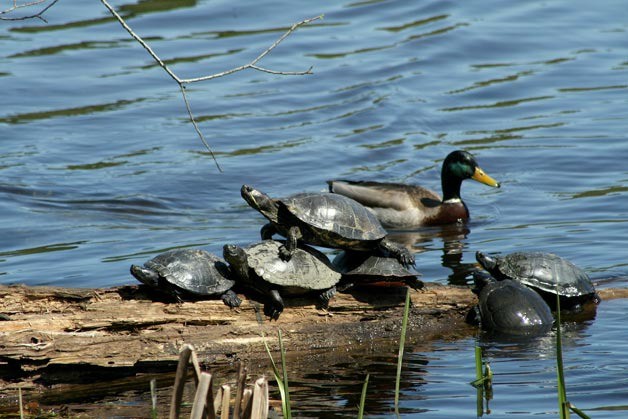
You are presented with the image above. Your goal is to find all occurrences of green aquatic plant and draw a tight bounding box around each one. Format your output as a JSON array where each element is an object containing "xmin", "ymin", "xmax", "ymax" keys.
[
  {"xmin": 358, "ymin": 373, "xmax": 370, "ymax": 419},
  {"xmin": 263, "ymin": 329, "xmax": 292, "ymax": 419},
  {"xmin": 394, "ymin": 288, "xmax": 411, "ymax": 414},
  {"xmin": 555, "ymin": 293, "xmax": 590, "ymax": 419},
  {"xmin": 470, "ymin": 345, "xmax": 493, "ymax": 416}
]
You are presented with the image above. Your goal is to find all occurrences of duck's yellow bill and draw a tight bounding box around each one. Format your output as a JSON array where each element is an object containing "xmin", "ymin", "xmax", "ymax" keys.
[{"xmin": 472, "ymin": 167, "xmax": 500, "ymax": 188}]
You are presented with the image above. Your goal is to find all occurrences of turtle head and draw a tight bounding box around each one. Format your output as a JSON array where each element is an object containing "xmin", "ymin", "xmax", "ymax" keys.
[
  {"xmin": 223, "ymin": 244, "xmax": 249, "ymax": 280},
  {"xmin": 130, "ymin": 264, "xmax": 160, "ymax": 287},
  {"xmin": 223, "ymin": 244, "xmax": 245, "ymax": 265},
  {"xmin": 241, "ymin": 185, "xmax": 279, "ymax": 221},
  {"xmin": 476, "ymin": 251, "xmax": 498, "ymax": 270},
  {"xmin": 471, "ymin": 270, "xmax": 494, "ymax": 295}
]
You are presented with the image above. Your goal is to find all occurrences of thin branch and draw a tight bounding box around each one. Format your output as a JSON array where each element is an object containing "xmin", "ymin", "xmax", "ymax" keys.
[
  {"xmin": 100, "ymin": 0, "xmax": 180, "ymax": 84},
  {"xmin": 180, "ymin": 85, "xmax": 222, "ymax": 172},
  {"xmin": 100, "ymin": 0, "xmax": 322, "ymax": 172},
  {"xmin": 0, "ymin": 0, "xmax": 58, "ymax": 22}
]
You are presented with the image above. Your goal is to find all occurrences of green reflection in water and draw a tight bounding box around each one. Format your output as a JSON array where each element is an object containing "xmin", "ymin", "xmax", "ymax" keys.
[
  {"xmin": 223, "ymin": 138, "xmax": 310, "ymax": 157},
  {"xmin": 558, "ymin": 85, "xmax": 628, "ymax": 93},
  {"xmin": 569, "ymin": 185, "xmax": 628, "ymax": 199},
  {"xmin": 441, "ymin": 95, "xmax": 554, "ymax": 112},
  {"xmin": 379, "ymin": 15, "xmax": 449, "ymax": 33},
  {"xmin": 0, "ymin": 98, "xmax": 145, "ymax": 124},
  {"xmin": 0, "ymin": 241, "xmax": 85, "ymax": 257},
  {"xmin": 9, "ymin": 40, "xmax": 127, "ymax": 58},
  {"xmin": 11, "ymin": 0, "xmax": 197, "ymax": 34},
  {"xmin": 361, "ymin": 138, "xmax": 405, "ymax": 149},
  {"xmin": 66, "ymin": 161, "xmax": 128, "ymax": 171},
  {"xmin": 448, "ymin": 71, "xmax": 535, "ymax": 95},
  {"xmin": 138, "ymin": 49, "xmax": 244, "ymax": 70}
]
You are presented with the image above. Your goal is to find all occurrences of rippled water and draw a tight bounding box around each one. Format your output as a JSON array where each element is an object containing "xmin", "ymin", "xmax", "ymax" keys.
[{"xmin": 1, "ymin": 0, "xmax": 627, "ymax": 416}]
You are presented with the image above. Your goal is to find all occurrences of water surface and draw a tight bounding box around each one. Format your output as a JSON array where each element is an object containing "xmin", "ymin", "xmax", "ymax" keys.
[{"xmin": 1, "ymin": 0, "xmax": 626, "ymax": 416}]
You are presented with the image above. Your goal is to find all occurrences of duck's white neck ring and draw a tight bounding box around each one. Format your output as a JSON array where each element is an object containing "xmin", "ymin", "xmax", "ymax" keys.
[{"xmin": 443, "ymin": 198, "xmax": 462, "ymax": 204}]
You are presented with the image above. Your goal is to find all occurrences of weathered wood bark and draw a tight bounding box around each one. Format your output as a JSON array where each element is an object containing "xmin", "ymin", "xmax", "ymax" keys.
[
  {"xmin": 0, "ymin": 283, "xmax": 473, "ymax": 385},
  {"xmin": 0, "ymin": 283, "xmax": 621, "ymax": 393}
]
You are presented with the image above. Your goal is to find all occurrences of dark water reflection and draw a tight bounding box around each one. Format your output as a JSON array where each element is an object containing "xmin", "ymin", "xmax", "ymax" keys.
[{"xmin": 1, "ymin": 0, "xmax": 627, "ymax": 416}]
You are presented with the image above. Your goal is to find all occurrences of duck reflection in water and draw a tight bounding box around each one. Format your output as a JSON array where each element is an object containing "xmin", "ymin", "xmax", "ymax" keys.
[{"xmin": 386, "ymin": 223, "xmax": 476, "ymax": 286}]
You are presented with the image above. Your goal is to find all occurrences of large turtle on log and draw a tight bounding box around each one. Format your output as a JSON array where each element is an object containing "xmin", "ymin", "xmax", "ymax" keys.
[
  {"xmin": 223, "ymin": 240, "xmax": 340, "ymax": 320},
  {"xmin": 131, "ymin": 248, "xmax": 241, "ymax": 307},
  {"xmin": 240, "ymin": 185, "xmax": 414, "ymax": 267}
]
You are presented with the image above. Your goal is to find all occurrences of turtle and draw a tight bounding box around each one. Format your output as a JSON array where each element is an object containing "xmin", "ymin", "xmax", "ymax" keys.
[
  {"xmin": 240, "ymin": 185, "xmax": 415, "ymax": 267},
  {"xmin": 475, "ymin": 251, "xmax": 600, "ymax": 311},
  {"xmin": 223, "ymin": 240, "xmax": 341, "ymax": 319},
  {"xmin": 130, "ymin": 248, "xmax": 241, "ymax": 307},
  {"xmin": 467, "ymin": 271, "xmax": 553, "ymax": 336},
  {"xmin": 332, "ymin": 250, "xmax": 424, "ymax": 291}
]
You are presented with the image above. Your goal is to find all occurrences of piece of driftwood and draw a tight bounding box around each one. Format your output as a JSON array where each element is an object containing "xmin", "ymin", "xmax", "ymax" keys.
[{"xmin": 0, "ymin": 283, "xmax": 622, "ymax": 392}]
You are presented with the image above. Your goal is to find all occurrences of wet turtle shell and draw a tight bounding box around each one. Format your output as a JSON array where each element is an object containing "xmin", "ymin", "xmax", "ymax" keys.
[
  {"xmin": 476, "ymin": 251, "xmax": 599, "ymax": 311},
  {"xmin": 130, "ymin": 249, "xmax": 241, "ymax": 307},
  {"xmin": 332, "ymin": 250, "xmax": 423, "ymax": 291},
  {"xmin": 469, "ymin": 271, "xmax": 553, "ymax": 336},
  {"xmin": 223, "ymin": 240, "xmax": 341, "ymax": 319},
  {"xmin": 282, "ymin": 193, "xmax": 387, "ymax": 244},
  {"xmin": 240, "ymin": 185, "xmax": 414, "ymax": 266}
]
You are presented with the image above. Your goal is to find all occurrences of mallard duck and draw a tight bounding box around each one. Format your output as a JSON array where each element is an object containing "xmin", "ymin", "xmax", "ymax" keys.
[{"xmin": 327, "ymin": 150, "xmax": 500, "ymax": 229}]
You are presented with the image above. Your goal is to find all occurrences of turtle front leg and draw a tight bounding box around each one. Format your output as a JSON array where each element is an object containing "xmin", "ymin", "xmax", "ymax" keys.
[
  {"xmin": 379, "ymin": 238, "xmax": 415, "ymax": 267},
  {"xmin": 221, "ymin": 290, "xmax": 242, "ymax": 308},
  {"xmin": 279, "ymin": 226, "xmax": 302, "ymax": 261},
  {"xmin": 260, "ymin": 223, "xmax": 277, "ymax": 240},
  {"xmin": 264, "ymin": 289, "xmax": 285, "ymax": 320},
  {"xmin": 405, "ymin": 277, "xmax": 424, "ymax": 291},
  {"xmin": 317, "ymin": 286, "xmax": 337, "ymax": 309}
]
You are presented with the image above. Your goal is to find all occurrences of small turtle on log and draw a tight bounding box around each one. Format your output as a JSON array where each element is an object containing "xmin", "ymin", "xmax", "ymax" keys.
[
  {"xmin": 332, "ymin": 250, "xmax": 423, "ymax": 291},
  {"xmin": 130, "ymin": 248, "xmax": 241, "ymax": 307}
]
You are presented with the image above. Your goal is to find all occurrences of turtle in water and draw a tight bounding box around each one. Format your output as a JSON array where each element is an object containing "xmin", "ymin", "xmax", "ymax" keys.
[
  {"xmin": 240, "ymin": 185, "xmax": 414, "ymax": 267},
  {"xmin": 476, "ymin": 251, "xmax": 600, "ymax": 311},
  {"xmin": 130, "ymin": 248, "xmax": 241, "ymax": 307},
  {"xmin": 332, "ymin": 250, "xmax": 423, "ymax": 291},
  {"xmin": 223, "ymin": 240, "xmax": 341, "ymax": 320},
  {"xmin": 467, "ymin": 271, "xmax": 553, "ymax": 336}
]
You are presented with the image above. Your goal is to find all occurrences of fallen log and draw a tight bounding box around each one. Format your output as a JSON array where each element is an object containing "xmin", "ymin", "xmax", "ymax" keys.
[
  {"xmin": 0, "ymin": 283, "xmax": 623, "ymax": 393},
  {"xmin": 0, "ymin": 283, "xmax": 472, "ymax": 384}
]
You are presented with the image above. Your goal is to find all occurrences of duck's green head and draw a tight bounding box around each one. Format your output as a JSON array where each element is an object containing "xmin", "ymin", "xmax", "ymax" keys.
[
  {"xmin": 441, "ymin": 150, "xmax": 500, "ymax": 201},
  {"xmin": 443, "ymin": 150, "xmax": 500, "ymax": 187}
]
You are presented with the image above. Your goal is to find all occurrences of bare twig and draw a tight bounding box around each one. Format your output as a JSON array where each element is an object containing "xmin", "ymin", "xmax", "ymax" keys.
[
  {"xmin": 100, "ymin": 0, "xmax": 321, "ymax": 172},
  {"xmin": 0, "ymin": 0, "xmax": 58, "ymax": 22}
]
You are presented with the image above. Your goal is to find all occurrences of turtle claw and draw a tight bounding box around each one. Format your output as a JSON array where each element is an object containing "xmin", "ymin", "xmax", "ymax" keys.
[
  {"xmin": 278, "ymin": 245, "xmax": 293, "ymax": 262},
  {"xmin": 264, "ymin": 303, "xmax": 282, "ymax": 320},
  {"xmin": 221, "ymin": 290, "xmax": 242, "ymax": 308}
]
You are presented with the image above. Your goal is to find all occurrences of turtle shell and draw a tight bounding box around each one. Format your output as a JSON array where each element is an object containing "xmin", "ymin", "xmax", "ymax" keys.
[
  {"xmin": 142, "ymin": 249, "xmax": 235, "ymax": 295},
  {"xmin": 280, "ymin": 193, "xmax": 387, "ymax": 244},
  {"xmin": 333, "ymin": 250, "xmax": 423, "ymax": 290},
  {"xmin": 481, "ymin": 251, "xmax": 596, "ymax": 298},
  {"xmin": 333, "ymin": 250, "xmax": 417, "ymax": 279},
  {"xmin": 242, "ymin": 240, "xmax": 340, "ymax": 291},
  {"xmin": 473, "ymin": 272, "xmax": 553, "ymax": 336}
]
